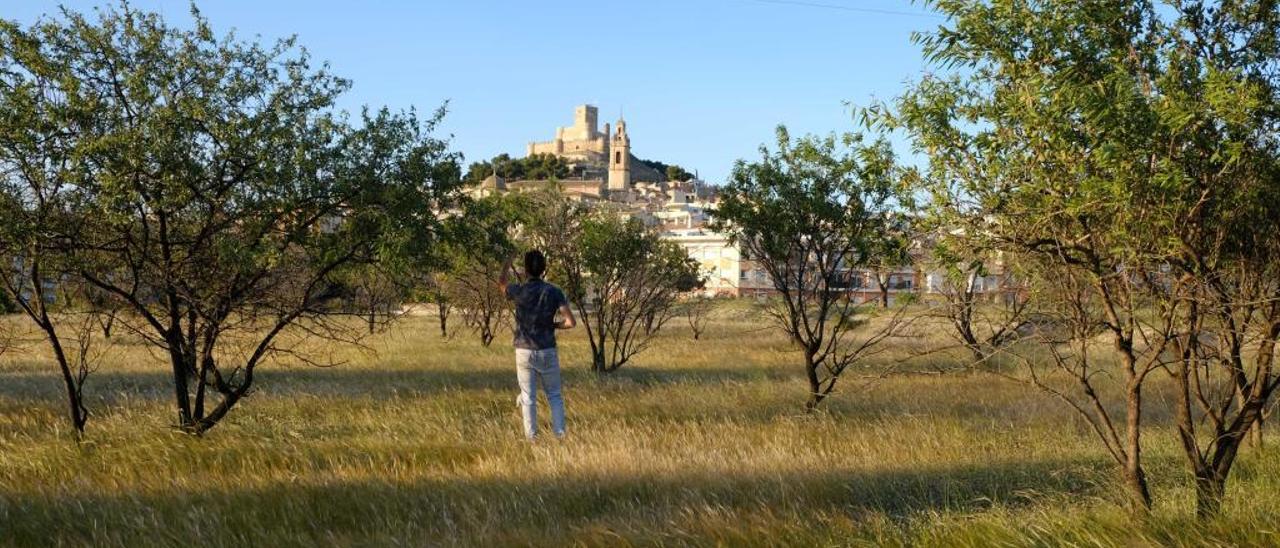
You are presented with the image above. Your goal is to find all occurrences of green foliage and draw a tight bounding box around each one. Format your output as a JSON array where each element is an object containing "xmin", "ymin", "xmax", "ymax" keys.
[
  {"xmin": 462, "ymin": 159, "xmax": 496, "ymax": 185},
  {"xmin": 636, "ymin": 158, "xmax": 695, "ymax": 182},
  {"xmin": 519, "ymin": 187, "xmax": 590, "ymax": 288},
  {"xmin": 441, "ymin": 193, "xmax": 531, "ymax": 264},
  {"xmin": 713, "ymin": 126, "xmax": 903, "ymax": 270},
  {"xmin": 577, "ymin": 214, "xmax": 702, "ymax": 302},
  {"xmin": 523, "ymin": 153, "xmax": 571, "ymax": 181},
  {"xmin": 435, "ymin": 194, "xmax": 531, "ymax": 346},
  {"xmin": 882, "ymin": 0, "xmax": 1280, "ymax": 271},
  {"xmin": 665, "ymin": 164, "xmax": 694, "ymax": 182},
  {"xmin": 463, "ymin": 153, "xmax": 568, "ymax": 185},
  {"xmin": 637, "ymin": 158, "xmax": 670, "ymax": 175},
  {"xmin": 0, "ymin": 3, "xmax": 461, "ymax": 433}
]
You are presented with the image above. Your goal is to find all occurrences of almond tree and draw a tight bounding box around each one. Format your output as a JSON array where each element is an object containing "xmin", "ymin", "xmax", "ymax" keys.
[
  {"xmin": 926, "ymin": 227, "xmax": 1031, "ymax": 367},
  {"xmin": 888, "ymin": 0, "xmax": 1280, "ymax": 514},
  {"xmin": 682, "ymin": 293, "xmax": 716, "ymax": 341},
  {"xmin": 1, "ymin": 4, "xmax": 460, "ymax": 434},
  {"xmin": 526, "ymin": 190, "xmax": 701, "ymax": 373},
  {"xmin": 437, "ymin": 194, "xmax": 526, "ymax": 347},
  {"xmin": 0, "ymin": 247, "xmax": 106, "ymax": 436},
  {"xmin": 427, "ymin": 274, "xmax": 453, "ymax": 339},
  {"xmin": 571, "ymin": 213, "xmax": 701, "ymax": 373},
  {"xmin": 0, "ymin": 39, "xmax": 109, "ymax": 434},
  {"xmin": 867, "ymin": 213, "xmax": 912, "ymax": 308},
  {"xmin": 712, "ymin": 126, "xmax": 910, "ymax": 410}
]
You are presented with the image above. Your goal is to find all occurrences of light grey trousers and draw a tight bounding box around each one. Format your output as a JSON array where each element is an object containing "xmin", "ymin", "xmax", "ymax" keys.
[{"xmin": 515, "ymin": 348, "xmax": 565, "ymax": 439}]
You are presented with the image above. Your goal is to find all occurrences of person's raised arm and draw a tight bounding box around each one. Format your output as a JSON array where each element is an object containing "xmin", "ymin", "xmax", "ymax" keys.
[
  {"xmin": 498, "ymin": 255, "xmax": 516, "ymax": 294},
  {"xmin": 555, "ymin": 302, "xmax": 576, "ymax": 330}
]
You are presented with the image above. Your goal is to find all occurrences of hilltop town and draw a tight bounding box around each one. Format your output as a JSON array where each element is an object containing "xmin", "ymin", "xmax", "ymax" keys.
[
  {"xmin": 465, "ymin": 104, "xmax": 1003, "ymax": 302},
  {"xmin": 464, "ymin": 104, "xmax": 757, "ymax": 295}
]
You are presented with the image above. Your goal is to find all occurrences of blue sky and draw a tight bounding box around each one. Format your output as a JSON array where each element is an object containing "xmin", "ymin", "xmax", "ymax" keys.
[{"xmin": 7, "ymin": 1, "xmax": 943, "ymax": 183}]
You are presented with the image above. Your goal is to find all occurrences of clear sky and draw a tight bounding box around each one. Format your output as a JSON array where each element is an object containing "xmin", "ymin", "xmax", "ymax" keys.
[{"xmin": 6, "ymin": 0, "xmax": 943, "ymax": 183}]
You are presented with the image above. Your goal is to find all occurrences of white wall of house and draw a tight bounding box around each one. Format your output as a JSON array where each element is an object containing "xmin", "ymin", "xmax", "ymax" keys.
[{"xmin": 662, "ymin": 229, "xmax": 742, "ymax": 297}]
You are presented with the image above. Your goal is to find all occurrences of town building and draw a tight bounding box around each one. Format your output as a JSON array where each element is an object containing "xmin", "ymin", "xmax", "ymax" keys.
[{"xmin": 662, "ymin": 229, "xmax": 741, "ymax": 297}]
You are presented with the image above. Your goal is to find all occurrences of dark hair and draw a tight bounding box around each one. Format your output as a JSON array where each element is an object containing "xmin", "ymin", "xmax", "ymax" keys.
[{"xmin": 524, "ymin": 249, "xmax": 547, "ymax": 279}]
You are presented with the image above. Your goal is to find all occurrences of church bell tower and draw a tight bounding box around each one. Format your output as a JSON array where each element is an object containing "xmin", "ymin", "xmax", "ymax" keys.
[{"xmin": 607, "ymin": 118, "xmax": 631, "ymax": 191}]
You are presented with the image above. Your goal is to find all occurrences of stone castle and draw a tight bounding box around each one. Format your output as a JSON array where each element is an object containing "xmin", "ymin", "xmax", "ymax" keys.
[
  {"xmin": 526, "ymin": 104, "xmax": 665, "ymax": 192},
  {"xmin": 526, "ymin": 105, "xmax": 610, "ymax": 175},
  {"xmin": 475, "ymin": 105, "xmax": 664, "ymax": 200}
]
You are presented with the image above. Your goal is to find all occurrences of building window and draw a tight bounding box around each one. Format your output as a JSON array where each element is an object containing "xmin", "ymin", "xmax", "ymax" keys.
[{"xmin": 615, "ymin": 151, "xmax": 621, "ymax": 164}]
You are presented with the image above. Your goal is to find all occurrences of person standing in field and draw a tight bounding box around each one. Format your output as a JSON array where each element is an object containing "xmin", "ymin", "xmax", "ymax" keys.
[{"xmin": 500, "ymin": 250, "xmax": 575, "ymax": 440}]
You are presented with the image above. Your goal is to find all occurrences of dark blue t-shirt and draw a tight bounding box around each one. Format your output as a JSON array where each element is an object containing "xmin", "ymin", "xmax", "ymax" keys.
[{"xmin": 506, "ymin": 279, "xmax": 568, "ymax": 350}]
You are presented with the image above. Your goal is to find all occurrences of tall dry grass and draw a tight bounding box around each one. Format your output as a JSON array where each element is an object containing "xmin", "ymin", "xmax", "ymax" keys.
[{"xmin": 0, "ymin": 306, "xmax": 1277, "ymax": 547}]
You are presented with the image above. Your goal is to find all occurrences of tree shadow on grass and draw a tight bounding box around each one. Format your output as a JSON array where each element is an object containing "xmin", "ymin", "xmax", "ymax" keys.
[{"xmin": 0, "ymin": 457, "xmax": 1114, "ymax": 547}]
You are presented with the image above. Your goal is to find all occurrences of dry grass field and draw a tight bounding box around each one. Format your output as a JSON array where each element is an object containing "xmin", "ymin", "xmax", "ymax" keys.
[{"xmin": 1, "ymin": 304, "xmax": 1278, "ymax": 546}]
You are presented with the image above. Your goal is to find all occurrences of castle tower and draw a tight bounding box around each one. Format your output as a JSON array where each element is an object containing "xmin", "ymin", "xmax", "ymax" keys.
[
  {"xmin": 607, "ymin": 118, "xmax": 631, "ymax": 191},
  {"xmin": 573, "ymin": 105, "xmax": 599, "ymax": 140}
]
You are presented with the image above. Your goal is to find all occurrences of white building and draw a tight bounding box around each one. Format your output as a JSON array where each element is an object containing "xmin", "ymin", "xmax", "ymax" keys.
[{"xmin": 662, "ymin": 228, "xmax": 741, "ymax": 297}]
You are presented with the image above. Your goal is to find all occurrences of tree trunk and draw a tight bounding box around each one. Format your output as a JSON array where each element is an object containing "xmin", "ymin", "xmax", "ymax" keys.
[
  {"xmin": 46, "ymin": 327, "xmax": 88, "ymax": 434},
  {"xmin": 590, "ymin": 334, "xmax": 610, "ymax": 374},
  {"xmin": 876, "ymin": 272, "xmax": 890, "ymax": 308},
  {"xmin": 16, "ymin": 263, "xmax": 90, "ymax": 435},
  {"xmin": 1124, "ymin": 375, "xmax": 1152, "ymax": 511},
  {"xmin": 194, "ymin": 362, "xmax": 208, "ymax": 423},
  {"xmin": 1123, "ymin": 466, "xmax": 1152, "ymax": 512},
  {"xmin": 167, "ymin": 340, "xmax": 194, "ymax": 428},
  {"xmin": 966, "ymin": 343, "xmax": 988, "ymax": 367},
  {"xmin": 438, "ymin": 305, "xmax": 449, "ymax": 338},
  {"xmin": 1194, "ymin": 470, "xmax": 1226, "ymax": 519},
  {"xmin": 1251, "ymin": 413, "xmax": 1264, "ymax": 448},
  {"xmin": 99, "ymin": 311, "xmax": 115, "ymax": 339},
  {"xmin": 803, "ymin": 350, "xmax": 823, "ymax": 411},
  {"xmin": 584, "ymin": 299, "xmax": 609, "ymax": 374}
]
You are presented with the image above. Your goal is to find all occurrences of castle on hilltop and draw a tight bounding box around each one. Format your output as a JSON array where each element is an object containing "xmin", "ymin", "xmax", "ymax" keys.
[
  {"xmin": 526, "ymin": 104, "xmax": 664, "ymax": 191},
  {"xmin": 474, "ymin": 104, "xmax": 665, "ymax": 200}
]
